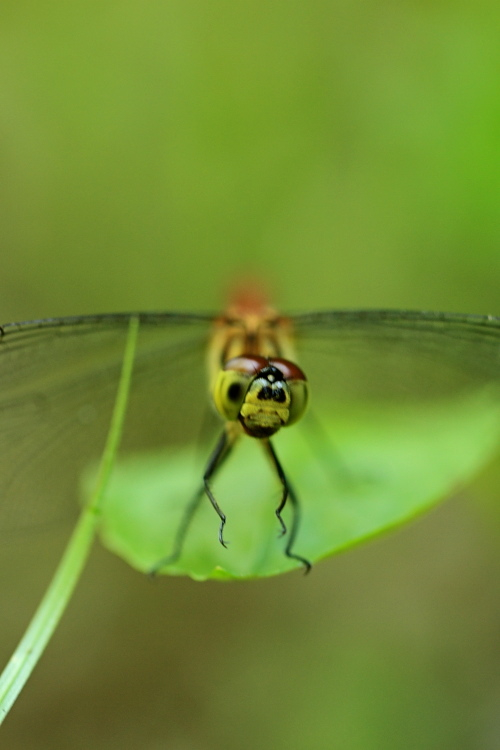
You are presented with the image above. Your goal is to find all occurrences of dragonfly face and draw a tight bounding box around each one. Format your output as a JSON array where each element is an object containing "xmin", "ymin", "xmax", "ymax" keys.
[{"xmin": 213, "ymin": 355, "xmax": 308, "ymax": 438}]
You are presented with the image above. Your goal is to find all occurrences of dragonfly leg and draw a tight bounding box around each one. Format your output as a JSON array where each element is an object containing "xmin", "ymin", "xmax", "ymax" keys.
[
  {"xmin": 283, "ymin": 482, "xmax": 312, "ymax": 574},
  {"xmin": 203, "ymin": 428, "xmax": 234, "ymax": 548},
  {"xmin": 264, "ymin": 439, "xmax": 289, "ymax": 536},
  {"xmin": 149, "ymin": 428, "xmax": 234, "ymax": 575},
  {"xmin": 149, "ymin": 484, "xmax": 206, "ymax": 575},
  {"xmin": 264, "ymin": 439, "xmax": 312, "ymax": 574}
]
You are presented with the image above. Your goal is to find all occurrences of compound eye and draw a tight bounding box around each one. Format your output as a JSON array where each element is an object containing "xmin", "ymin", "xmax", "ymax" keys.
[
  {"xmin": 286, "ymin": 379, "xmax": 309, "ymax": 425},
  {"xmin": 213, "ymin": 369, "xmax": 252, "ymax": 421}
]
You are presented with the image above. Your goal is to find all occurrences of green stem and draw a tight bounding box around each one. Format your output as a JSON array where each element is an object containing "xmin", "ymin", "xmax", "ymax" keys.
[{"xmin": 0, "ymin": 315, "xmax": 140, "ymax": 724}]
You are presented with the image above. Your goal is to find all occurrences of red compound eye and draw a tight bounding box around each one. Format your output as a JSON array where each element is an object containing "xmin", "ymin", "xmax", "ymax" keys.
[
  {"xmin": 224, "ymin": 355, "xmax": 306, "ymax": 383},
  {"xmin": 268, "ymin": 358, "xmax": 306, "ymax": 382},
  {"xmin": 223, "ymin": 355, "xmax": 269, "ymax": 375}
]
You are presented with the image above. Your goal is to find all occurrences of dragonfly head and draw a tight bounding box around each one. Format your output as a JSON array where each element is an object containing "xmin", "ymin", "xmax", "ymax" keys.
[{"xmin": 213, "ymin": 355, "xmax": 308, "ymax": 438}]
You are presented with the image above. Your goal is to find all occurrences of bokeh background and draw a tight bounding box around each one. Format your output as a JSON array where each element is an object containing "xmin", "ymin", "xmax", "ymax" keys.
[{"xmin": 1, "ymin": 1, "xmax": 500, "ymax": 748}]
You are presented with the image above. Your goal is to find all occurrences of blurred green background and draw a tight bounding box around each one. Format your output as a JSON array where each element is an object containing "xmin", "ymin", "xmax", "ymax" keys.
[{"xmin": 1, "ymin": 1, "xmax": 500, "ymax": 748}]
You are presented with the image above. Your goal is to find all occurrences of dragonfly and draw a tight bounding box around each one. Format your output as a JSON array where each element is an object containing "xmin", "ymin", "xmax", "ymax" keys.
[{"xmin": 1, "ymin": 287, "xmax": 500, "ymax": 574}]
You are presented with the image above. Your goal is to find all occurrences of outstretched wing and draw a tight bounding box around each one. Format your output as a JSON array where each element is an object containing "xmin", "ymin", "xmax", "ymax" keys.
[
  {"xmin": 0, "ymin": 312, "xmax": 216, "ymax": 530},
  {"xmin": 292, "ymin": 309, "xmax": 500, "ymax": 401}
]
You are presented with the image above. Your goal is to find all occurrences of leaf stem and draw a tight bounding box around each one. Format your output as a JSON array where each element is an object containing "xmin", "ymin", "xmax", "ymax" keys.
[{"xmin": 0, "ymin": 315, "xmax": 139, "ymax": 724}]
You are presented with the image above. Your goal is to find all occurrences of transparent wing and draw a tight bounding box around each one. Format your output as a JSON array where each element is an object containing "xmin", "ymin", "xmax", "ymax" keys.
[
  {"xmin": 292, "ymin": 310, "xmax": 500, "ymax": 401},
  {"xmin": 4, "ymin": 306, "xmax": 500, "ymax": 558},
  {"xmin": 265, "ymin": 309, "xmax": 500, "ymax": 574},
  {"xmin": 92, "ymin": 309, "xmax": 500, "ymax": 579},
  {"xmin": 0, "ymin": 312, "xmax": 217, "ymax": 530}
]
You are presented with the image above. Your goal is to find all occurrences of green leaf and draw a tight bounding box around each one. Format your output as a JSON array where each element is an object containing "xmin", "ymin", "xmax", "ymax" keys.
[{"xmin": 94, "ymin": 390, "xmax": 500, "ymax": 580}]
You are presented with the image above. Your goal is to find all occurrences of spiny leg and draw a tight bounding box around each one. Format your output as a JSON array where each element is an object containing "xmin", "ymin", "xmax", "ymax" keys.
[
  {"xmin": 149, "ymin": 428, "xmax": 234, "ymax": 575},
  {"xmin": 149, "ymin": 484, "xmax": 206, "ymax": 575},
  {"xmin": 203, "ymin": 428, "xmax": 234, "ymax": 548},
  {"xmin": 264, "ymin": 439, "xmax": 312, "ymax": 574},
  {"xmin": 263, "ymin": 439, "xmax": 289, "ymax": 537},
  {"xmin": 282, "ymin": 479, "xmax": 312, "ymax": 574}
]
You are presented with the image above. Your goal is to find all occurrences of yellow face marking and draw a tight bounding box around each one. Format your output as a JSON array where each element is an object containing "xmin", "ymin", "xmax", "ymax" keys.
[{"xmin": 213, "ymin": 356, "xmax": 308, "ymax": 439}]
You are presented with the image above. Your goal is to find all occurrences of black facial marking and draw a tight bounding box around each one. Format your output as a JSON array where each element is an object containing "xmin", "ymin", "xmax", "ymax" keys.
[
  {"xmin": 257, "ymin": 382, "xmax": 287, "ymax": 403},
  {"xmin": 257, "ymin": 385, "xmax": 273, "ymax": 401},
  {"xmin": 274, "ymin": 385, "xmax": 286, "ymax": 403}
]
